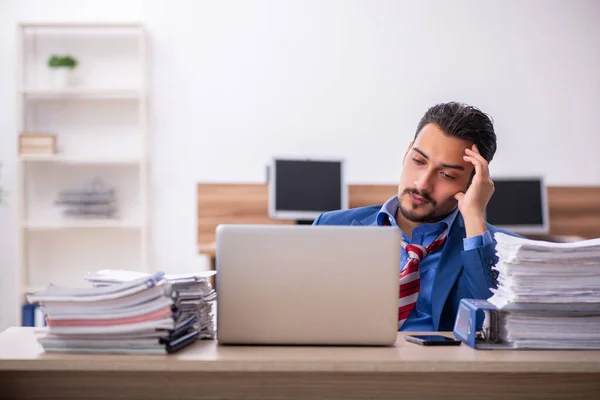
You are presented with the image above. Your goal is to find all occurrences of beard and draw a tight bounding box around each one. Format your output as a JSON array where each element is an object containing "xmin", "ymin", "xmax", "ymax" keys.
[{"xmin": 398, "ymin": 188, "xmax": 440, "ymax": 223}]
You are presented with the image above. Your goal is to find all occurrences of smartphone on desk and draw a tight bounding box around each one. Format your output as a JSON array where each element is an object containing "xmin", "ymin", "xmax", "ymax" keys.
[{"xmin": 405, "ymin": 335, "xmax": 462, "ymax": 346}]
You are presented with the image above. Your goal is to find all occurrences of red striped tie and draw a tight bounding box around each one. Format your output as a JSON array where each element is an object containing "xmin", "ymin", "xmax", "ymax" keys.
[{"xmin": 397, "ymin": 228, "xmax": 448, "ymax": 329}]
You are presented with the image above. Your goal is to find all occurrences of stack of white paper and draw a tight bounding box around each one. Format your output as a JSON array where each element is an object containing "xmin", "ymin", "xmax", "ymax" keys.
[
  {"xmin": 86, "ymin": 269, "xmax": 216, "ymax": 339},
  {"xmin": 27, "ymin": 272, "xmax": 203, "ymax": 354},
  {"xmin": 487, "ymin": 233, "xmax": 600, "ymax": 349},
  {"xmin": 496, "ymin": 310, "xmax": 600, "ymax": 349}
]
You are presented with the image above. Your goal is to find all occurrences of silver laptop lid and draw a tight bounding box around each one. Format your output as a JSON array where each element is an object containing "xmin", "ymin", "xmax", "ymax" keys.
[{"xmin": 216, "ymin": 224, "xmax": 401, "ymax": 346}]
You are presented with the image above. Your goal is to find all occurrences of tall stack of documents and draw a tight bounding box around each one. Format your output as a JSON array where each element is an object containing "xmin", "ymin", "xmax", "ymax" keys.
[
  {"xmin": 487, "ymin": 233, "xmax": 600, "ymax": 349},
  {"xmin": 85, "ymin": 269, "xmax": 216, "ymax": 339},
  {"xmin": 27, "ymin": 271, "xmax": 212, "ymax": 354}
]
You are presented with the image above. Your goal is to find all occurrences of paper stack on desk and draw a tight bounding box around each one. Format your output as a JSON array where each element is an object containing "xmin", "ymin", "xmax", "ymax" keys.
[
  {"xmin": 27, "ymin": 271, "xmax": 214, "ymax": 355},
  {"xmin": 85, "ymin": 269, "xmax": 216, "ymax": 340},
  {"xmin": 487, "ymin": 233, "xmax": 600, "ymax": 349}
]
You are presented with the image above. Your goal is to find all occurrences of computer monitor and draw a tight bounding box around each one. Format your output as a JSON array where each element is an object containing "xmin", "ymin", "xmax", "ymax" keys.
[
  {"xmin": 485, "ymin": 177, "xmax": 549, "ymax": 235},
  {"xmin": 268, "ymin": 158, "xmax": 348, "ymax": 222}
]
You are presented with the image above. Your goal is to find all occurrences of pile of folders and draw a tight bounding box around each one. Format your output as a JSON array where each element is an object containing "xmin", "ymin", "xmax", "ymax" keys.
[
  {"xmin": 27, "ymin": 270, "xmax": 216, "ymax": 354},
  {"xmin": 488, "ymin": 233, "xmax": 600, "ymax": 349}
]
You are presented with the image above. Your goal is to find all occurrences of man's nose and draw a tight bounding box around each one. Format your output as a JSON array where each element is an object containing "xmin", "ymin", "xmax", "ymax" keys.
[{"xmin": 415, "ymin": 170, "xmax": 434, "ymax": 193}]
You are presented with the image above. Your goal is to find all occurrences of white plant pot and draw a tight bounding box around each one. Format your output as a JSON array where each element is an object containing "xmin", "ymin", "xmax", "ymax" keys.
[{"xmin": 50, "ymin": 68, "xmax": 74, "ymax": 88}]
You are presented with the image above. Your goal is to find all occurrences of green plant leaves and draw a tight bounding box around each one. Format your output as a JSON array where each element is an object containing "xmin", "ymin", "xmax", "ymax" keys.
[{"xmin": 47, "ymin": 54, "xmax": 78, "ymax": 69}]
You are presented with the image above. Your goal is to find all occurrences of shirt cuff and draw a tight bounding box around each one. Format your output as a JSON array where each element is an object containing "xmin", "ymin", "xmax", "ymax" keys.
[{"xmin": 463, "ymin": 230, "xmax": 493, "ymax": 251}]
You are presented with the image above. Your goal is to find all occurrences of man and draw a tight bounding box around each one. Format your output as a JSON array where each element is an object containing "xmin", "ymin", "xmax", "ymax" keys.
[{"xmin": 313, "ymin": 102, "xmax": 517, "ymax": 332}]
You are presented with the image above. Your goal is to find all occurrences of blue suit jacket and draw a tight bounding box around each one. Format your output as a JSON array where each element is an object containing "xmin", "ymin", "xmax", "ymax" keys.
[{"xmin": 313, "ymin": 205, "xmax": 516, "ymax": 331}]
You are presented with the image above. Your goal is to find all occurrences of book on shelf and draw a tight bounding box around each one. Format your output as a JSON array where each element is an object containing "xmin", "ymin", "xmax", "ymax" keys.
[{"xmin": 19, "ymin": 133, "xmax": 57, "ymax": 155}]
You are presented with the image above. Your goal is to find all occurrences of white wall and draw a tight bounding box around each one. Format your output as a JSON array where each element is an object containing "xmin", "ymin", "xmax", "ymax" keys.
[{"xmin": 1, "ymin": 0, "xmax": 599, "ymax": 329}]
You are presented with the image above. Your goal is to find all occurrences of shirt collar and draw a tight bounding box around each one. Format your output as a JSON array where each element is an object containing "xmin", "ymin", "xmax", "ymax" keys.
[
  {"xmin": 377, "ymin": 196, "xmax": 400, "ymax": 226},
  {"xmin": 377, "ymin": 195, "xmax": 459, "ymax": 232}
]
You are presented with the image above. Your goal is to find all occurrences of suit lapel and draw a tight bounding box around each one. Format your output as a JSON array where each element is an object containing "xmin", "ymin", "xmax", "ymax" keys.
[{"xmin": 431, "ymin": 214, "xmax": 465, "ymax": 330}]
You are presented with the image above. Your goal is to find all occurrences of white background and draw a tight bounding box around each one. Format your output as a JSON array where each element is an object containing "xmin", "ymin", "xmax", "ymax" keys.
[{"xmin": 1, "ymin": 0, "xmax": 599, "ymax": 329}]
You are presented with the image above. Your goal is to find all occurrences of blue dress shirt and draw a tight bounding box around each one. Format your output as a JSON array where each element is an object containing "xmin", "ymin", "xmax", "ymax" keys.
[{"xmin": 376, "ymin": 196, "xmax": 492, "ymax": 331}]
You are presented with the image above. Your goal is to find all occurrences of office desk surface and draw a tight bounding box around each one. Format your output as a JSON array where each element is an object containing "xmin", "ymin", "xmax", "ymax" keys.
[
  {"xmin": 1, "ymin": 327, "xmax": 600, "ymax": 373},
  {"xmin": 1, "ymin": 327, "xmax": 600, "ymax": 400}
]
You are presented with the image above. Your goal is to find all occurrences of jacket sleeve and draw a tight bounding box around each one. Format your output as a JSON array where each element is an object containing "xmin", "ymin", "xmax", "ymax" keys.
[{"xmin": 459, "ymin": 232, "xmax": 499, "ymax": 300}]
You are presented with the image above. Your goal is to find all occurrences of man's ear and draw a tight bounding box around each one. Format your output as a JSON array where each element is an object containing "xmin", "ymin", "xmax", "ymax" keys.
[{"xmin": 402, "ymin": 141, "xmax": 414, "ymax": 163}]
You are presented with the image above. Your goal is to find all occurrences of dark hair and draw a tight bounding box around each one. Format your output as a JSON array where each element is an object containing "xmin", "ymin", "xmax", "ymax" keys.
[{"xmin": 414, "ymin": 102, "xmax": 497, "ymax": 164}]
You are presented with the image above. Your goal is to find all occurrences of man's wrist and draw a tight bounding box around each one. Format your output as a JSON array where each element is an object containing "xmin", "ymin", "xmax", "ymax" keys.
[{"xmin": 463, "ymin": 213, "xmax": 487, "ymax": 238}]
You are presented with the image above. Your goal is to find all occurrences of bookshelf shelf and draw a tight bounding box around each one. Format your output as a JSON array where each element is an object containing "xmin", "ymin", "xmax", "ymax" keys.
[
  {"xmin": 24, "ymin": 286, "xmax": 46, "ymax": 295},
  {"xmin": 22, "ymin": 219, "xmax": 144, "ymax": 230},
  {"xmin": 20, "ymin": 88, "xmax": 143, "ymax": 100},
  {"xmin": 19, "ymin": 154, "xmax": 141, "ymax": 164},
  {"xmin": 20, "ymin": 22, "xmax": 144, "ymax": 29}
]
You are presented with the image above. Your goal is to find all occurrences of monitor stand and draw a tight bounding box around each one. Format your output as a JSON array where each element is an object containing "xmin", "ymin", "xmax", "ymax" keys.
[{"xmin": 295, "ymin": 219, "xmax": 314, "ymax": 225}]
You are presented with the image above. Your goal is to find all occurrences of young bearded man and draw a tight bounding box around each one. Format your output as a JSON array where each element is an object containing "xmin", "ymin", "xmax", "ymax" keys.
[{"xmin": 312, "ymin": 102, "xmax": 517, "ymax": 331}]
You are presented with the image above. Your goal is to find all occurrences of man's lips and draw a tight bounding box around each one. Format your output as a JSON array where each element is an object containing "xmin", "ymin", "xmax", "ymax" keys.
[{"xmin": 409, "ymin": 193, "xmax": 430, "ymax": 205}]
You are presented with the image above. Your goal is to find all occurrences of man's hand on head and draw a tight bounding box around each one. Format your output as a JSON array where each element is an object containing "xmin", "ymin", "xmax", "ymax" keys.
[{"xmin": 453, "ymin": 144, "xmax": 495, "ymax": 238}]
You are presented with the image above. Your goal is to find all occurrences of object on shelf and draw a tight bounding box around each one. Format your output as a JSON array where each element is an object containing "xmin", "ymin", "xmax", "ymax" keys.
[
  {"xmin": 19, "ymin": 133, "xmax": 57, "ymax": 155},
  {"xmin": 55, "ymin": 178, "xmax": 118, "ymax": 218},
  {"xmin": 21, "ymin": 303, "xmax": 46, "ymax": 327},
  {"xmin": 47, "ymin": 54, "xmax": 78, "ymax": 87}
]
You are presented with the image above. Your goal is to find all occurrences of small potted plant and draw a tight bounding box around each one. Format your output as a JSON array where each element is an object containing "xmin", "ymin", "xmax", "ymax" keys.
[{"xmin": 47, "ymin": 54, "xmax": 78, "ymax": 87}]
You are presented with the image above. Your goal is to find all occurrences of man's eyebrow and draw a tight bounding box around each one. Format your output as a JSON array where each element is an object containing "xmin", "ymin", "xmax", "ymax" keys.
[
  {"xmin": 412, "ymin": 147, "xmax": 465, "ymax": 171},
  {"xmin": 412, "ymin": 147, "xmax": 429, "ymax": 160}
]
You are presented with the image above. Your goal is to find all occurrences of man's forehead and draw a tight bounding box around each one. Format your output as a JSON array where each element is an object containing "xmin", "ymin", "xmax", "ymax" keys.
[{"xmin": 411, "ymin": 146, "xmax": 467, "ymax": 171}]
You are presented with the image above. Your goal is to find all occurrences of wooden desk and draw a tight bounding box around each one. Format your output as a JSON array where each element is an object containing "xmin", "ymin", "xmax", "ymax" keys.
[{"xmin": 1, "ymin": 328, "xmax": 599, "ymax": 399}]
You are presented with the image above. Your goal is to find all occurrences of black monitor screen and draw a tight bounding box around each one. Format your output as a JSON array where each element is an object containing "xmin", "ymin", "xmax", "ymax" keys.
[
  {"xmin": 485, "ymin": 179, "xmax": 544, "ymax": 226},
  {"xmin": 274, "ymin": 159, "xmax": 343, "ymax": 212}
]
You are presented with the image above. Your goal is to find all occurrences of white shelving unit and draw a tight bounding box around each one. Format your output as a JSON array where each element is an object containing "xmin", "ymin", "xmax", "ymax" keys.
[{"xmin": 15, "ymin": 22, "xmax": 149, "ymax": 320}]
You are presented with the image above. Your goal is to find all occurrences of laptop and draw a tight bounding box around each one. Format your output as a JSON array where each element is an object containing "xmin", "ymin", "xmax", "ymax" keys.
[{"xmin": 215, "ymin": 224, "xmax": 401, "ymax": 346}]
